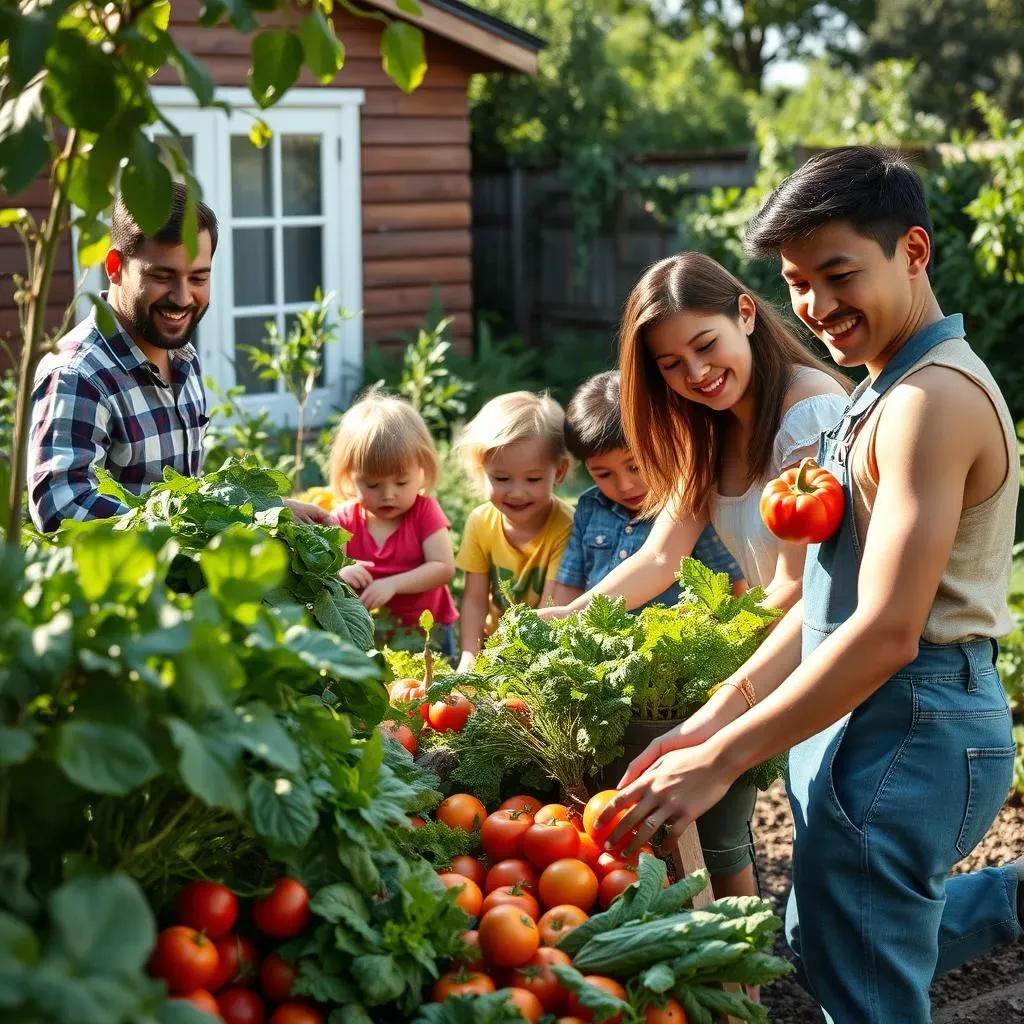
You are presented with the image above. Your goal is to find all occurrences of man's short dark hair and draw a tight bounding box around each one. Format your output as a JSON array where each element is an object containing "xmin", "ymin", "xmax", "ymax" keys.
[
  {"xmin": 110, "ymin": 181, "xmax": 219, "ymax": 259},
  {"xmin": 565, "ymin": 370, "xmax": 628, "ymax": 461},
  {"xmin": 744, "ymin": 146, "xmax": 933, "ymax": 270}
]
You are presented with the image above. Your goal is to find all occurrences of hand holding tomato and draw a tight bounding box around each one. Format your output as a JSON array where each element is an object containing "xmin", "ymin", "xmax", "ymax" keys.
[{"xmin": 760, "ymin": 457, "xmax": 844, "ymax": 543}]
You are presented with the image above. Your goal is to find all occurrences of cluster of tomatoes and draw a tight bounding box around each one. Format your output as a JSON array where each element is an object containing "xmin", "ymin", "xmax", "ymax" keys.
[
  {"xmin": 421, "ymin": 790, "xmax": 680, "ymax": 1024},
  {"xmin": 378, "ymin": 677, "xmax": 476, "ymax": 755},
  {"xmin": 147, "ymin": 877, "xmax": 320, "ymax": 1024}
]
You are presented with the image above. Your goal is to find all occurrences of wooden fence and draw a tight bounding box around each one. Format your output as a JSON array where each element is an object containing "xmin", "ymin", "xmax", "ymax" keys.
[{"xmin": 471, "ymin": 148, "xmax": 756, "ymax": 349}]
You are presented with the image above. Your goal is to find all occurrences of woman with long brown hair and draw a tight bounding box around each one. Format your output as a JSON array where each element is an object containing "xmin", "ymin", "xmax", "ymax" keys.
[{"xmin": 543, "ymin": 251, "xmax": 849, "ymax": 902}]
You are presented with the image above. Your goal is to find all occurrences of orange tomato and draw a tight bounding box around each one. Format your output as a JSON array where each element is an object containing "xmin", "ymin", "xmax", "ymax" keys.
[
  {"xmin": 481, "ymin": 884, "xmax": 540, "ymax": 921},
  {"xmin": 644, "ymin": 997, "xmax": 688, "ymax": 1023},
  {"xmin": 504, "ymin": 987, "xmax": 544, "ymax": 1023},
  {"xmin": 409, "ymin": 815, "xmax": 426, "ymax": 828},
  {"xmin": 598, "ymin": 867, "xmax": 638, "ymax": 910},
  {"xmin": 431, "ymin": 970, "xmax": 496, "ymax": 1000},
  {"xmin": 485, "ymin": 859, "xmax": 538, "ymax": 894},
  {"xmin": 478, "ymin": 904, "xmax": 541, "ymax": 967},
  {"xmin": 567, "ymin": 976, "xmax": 627, "ymax": 1023},
  {"xmin": 538, "ymin": 859, "xmax": 599, "ymax": 912},
  {"xmin": 449, "ymin": 855, "xmax": 487, "ymax": 889},
  {"xmin": 438, "ymin": 873, "xmax": 483, "ymax": 918},
  {"xmin": 499, "ymin": 795, "xmax": 543, "ymax": 816},
  {"xmin": 576, "ymin": 832, "xmax": 601, "ymax": 871},
  {"xmin": 436, "ymin": 793, "xmax": 487, "ymax": 833},
  {"xmin": 556, "ymin": 1019, "xmax": 588, "ymax": 1024},
  {"xmin": 507, "ymin": 947, "xmax": 571, "ymax": 1014},
  {"xmin": 522, "ymin": 820, "xmax": 581, "ymax": 871},
  {"xmin": 379, "ymin": 720, "xmax": 416, "ymax": 755},
  {"xmin": 582, "ymin": 790, "xmax": 632, "ymax": 853},
  {"xmin": 537, "ymin": 905, "xmax": 589, "ymax": 947},
  {"xmin": 534, "ymin": 803, "xmax": 570, "ymax": 825}
]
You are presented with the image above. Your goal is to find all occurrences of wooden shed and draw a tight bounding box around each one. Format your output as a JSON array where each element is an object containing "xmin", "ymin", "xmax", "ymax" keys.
[{"xmin": 0, "ymin": 0, "xmax": 542, "ymax": 426}]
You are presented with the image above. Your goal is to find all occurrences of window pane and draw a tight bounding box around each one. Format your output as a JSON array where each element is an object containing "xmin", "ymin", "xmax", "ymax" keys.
[
  {"xmin": 231, "ymin": 135, "xmax": 272, "ymax": 217},
  {"xmin": 233, "ymin": 227, "xmax": 275, "ymax": 307},
  {"xmin": 283, "ymin": 226, "xmax": 323, "ymax": 303},
  {"xmin": 233, "ymin": 315, "xmax": 277, "ymax": 394},
  {"xmin": 281, "ymin": 136, "xmax": 322, "ymax": 215}
]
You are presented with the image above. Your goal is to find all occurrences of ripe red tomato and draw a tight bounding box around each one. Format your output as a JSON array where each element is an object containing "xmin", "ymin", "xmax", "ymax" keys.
[
  {"xmin": 500, "ymin": 698, "xmax": 532, "ymax": 727},
  {"xmin": 172, "ymin": 989, "xmax": 221, "ymax": 1016},
  {"xmin": 533, "ymin": 803, "xmax": 571, "ymax": 825},
  {"xmin": 598, "ymin": 868, "xmax": 638, "ymax": 909},
  {"xmin": 480, "ymin": 884, "xmax": 540, "ymax": 920},
  {"xmin": 150, "ymin": 926, "xmax": 219, "ymax": 993},
  {"xmin": 508, "ymin": 947, "xmax": 572, "ymax": 1014},
  {"xmin": 449, "ymin": 855, "xmax": 487, "ymax": 889},
  {"xmin": 379, "ymin": 719, "xmax": 416, "ymax": 754},
  {"xmin": 268, "ymin": 1005, "xmax": 323, "ymax": 1024},
  {"xmin": 556, "ymin": 1018, "xmax": 588, "ymax": 1024},
  {"xmin": 217, "ymin": 986, "xmax": 266, "ymax": 1024},
  {"xmin": 504, "ymin": 987, "xmax": 544, "ymax": 1023},
  {"xmin": 567, "ymin": 976, "xmax": 627, "ymax": 1022},
  {"xmin": 259, "ymin": 953, "xmax": 297, "ymax": 1004},
  {"xmin": 485, "ymin": 859, "xmax": 538, "ymax": 894},
  {"xmin": 582, "ymin": 790, "xmax": 632, "ymax": 853},
  {"xmin": 499, "ymin": 795, "xmax": 543, "ymax": 816},
  {"xmin": 478, "ymin": 904, "xmax": 540, "ymax": 967},
  {"xmin": 455, "ymin": 929, "xmax": 484, "ymax": 971},
  {"xmin": 209, "ymin": 934, "xmax": 259, "ymax": 992},
  {"xmin": 438, "ymin": 872, "xmax": 483, "ymax": 918},
  {"xmin": 538, "ymin": 859, "xmax": 599, "ymax": 912},
  {"xmin": 595, "ymin": 844, "xmax": 655, "ymax": 877},
  {"xmin": 388, "ymin": 679, "xmax": 429, "ymax": 720},
  {"xmin": 436, "ymin": 793, "xmax": 487, "ymax": 833},
  {"xmin": 522, "ymin": 820, "xmax": 581, "ymax": 870},
  {"xmin": 575, "ymin": 832, "xmax": 601, "ymax": 871},
  {"xmin": 409, "ymin": 815, "xmax": 426, "ymax": 828},
  {"xmin": 175, "ymin": 881, "xmax": 239, "ymax": 939},
  {"xmin": 252, "ymin": 879, "xmax": 310, "ymax": 940},
  {"xmin": 537, "ymin": 905, "xmax": 589, "ymax": 947},
  {"xmin": 480, "ymin": 809, "xmax": 535, "ymax": 861},
  {"xmin": 644, "ymin": 997, "xmax": 688, "ymax": 1023},
  {"xmin": 431, "ymin": 970, "xmax": 496, "ymax": 1000},
  {"xmin": 427, "ymin": 691, "xmax": 474, "ymax": 733}
]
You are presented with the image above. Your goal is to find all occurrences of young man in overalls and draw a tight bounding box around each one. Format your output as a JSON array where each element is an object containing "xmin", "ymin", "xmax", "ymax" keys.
[{"xmin": 596, "ymin": 146, "xmax": 1023, "ymax": 1022}]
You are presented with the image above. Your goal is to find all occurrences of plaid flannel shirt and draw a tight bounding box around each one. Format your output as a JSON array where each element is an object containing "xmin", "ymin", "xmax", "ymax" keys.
[
  {"xmin": 28, "ymin": 304, "xmax": 206, "ymax": 533},
  {"xmin": 555, "ymin": 486, "xmax": 744, "ymax": 606}
]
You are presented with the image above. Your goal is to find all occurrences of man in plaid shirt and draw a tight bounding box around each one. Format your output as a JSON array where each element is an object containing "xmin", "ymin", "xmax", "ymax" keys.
[{"xmin": 28, "ymin": 184, "xmax": 327, "ymax": 532}]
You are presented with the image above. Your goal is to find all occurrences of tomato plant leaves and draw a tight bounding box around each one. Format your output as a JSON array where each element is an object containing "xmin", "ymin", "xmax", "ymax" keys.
[
  {"xmin": 167, "ymin": 717, "xmax": 246, "ymax": 813},
  {"xmin": 248, "ymin": 774, "xmax": 318, "ymax": 847},
  {"xmin": 56, "ymin": 721, "xmax": 160, "ymax": 796}
]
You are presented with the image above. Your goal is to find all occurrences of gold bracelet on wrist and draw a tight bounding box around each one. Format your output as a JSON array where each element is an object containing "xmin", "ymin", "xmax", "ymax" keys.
[{"xmin": 710, "ymin": 676, "xmax": 756, "ymax": 711}]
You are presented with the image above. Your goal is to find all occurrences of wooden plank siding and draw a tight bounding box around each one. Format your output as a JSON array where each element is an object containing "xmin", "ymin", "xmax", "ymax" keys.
[{"xmin": 0, "ymin": 0, "xmax": 488, "ymax": 368}]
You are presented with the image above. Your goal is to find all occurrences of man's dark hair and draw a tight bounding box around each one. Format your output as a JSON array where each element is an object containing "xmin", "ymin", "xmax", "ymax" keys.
[
  {"xmin": 744, "ymin": 146, "xmax": 933, "ymax": 270},
  {"xmin": 564, "ymin": 370, "xmax": 628, "ymax": 461},
  {"xmin": 110, "ymin": 181, "xmax": 219, "ymax": 259}
]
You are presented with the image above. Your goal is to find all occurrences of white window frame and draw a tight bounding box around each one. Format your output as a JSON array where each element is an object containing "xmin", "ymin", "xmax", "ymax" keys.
[{"xmin": 76, "ymin": 86, "xmax": 365, "ymax": 427}]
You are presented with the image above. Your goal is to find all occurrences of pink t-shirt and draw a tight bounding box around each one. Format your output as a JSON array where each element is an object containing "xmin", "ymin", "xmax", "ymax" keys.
[{"xmin": 335, "ymin": 494, "xmax": 458, "ymax": 627}]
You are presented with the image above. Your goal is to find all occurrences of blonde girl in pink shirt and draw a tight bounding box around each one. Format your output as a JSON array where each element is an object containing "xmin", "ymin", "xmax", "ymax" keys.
[{"xmin": 329, "ymin": 387, "xmax": 458, "ymax": 653}]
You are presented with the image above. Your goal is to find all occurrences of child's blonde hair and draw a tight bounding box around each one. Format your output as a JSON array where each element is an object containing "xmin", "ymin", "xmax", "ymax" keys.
[
  {"xmin": 329, "ymin": 385, "xmax": 440, "ymax": 499},
  {"xmin": 455, "ymin": 391, "xmax": 567, "ymax": 491}
]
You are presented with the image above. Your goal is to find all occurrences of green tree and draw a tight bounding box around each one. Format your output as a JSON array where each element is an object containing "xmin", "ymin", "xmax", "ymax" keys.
[
  {"xmin": 866, "ymin": 0, "xmax": 1024, "ymax": 129},
  {"xmin": 0, "ymin": 0, "xmax": 427, "ymax": 545}
]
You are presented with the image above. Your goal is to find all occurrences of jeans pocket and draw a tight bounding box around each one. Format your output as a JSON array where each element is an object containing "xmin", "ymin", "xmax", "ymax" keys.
[{"xmin": 955, "ymin": 746, "xmax": 1016, "ymax": 857}]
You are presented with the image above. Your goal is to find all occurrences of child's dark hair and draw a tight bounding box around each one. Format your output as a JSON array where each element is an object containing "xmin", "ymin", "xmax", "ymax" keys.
[
  {"xmin": 564, "ymin": 371, "xmax": 627, "ymax": 461},
  {"xmin": 744, "ymin": 146, "xmax": 934, "ymax": 271},
  {"xmin": 111, "ymin": 181, "xmax": 219, "ymax": 259}
]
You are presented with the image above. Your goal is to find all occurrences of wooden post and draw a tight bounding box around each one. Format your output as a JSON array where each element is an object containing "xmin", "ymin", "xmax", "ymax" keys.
[{"xmin": 672, "ymin": 822, "xmax": 744, "ymax": 1024}]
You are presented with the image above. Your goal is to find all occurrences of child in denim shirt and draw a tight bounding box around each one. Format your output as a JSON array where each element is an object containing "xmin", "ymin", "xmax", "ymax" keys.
[{"xmin": 549, "ymin": 371, "xmax": 743, "ymax": 608}]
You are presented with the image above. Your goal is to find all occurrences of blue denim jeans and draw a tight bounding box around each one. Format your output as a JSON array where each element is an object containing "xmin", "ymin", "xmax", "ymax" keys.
[{"xmin": 788, "ymin": 315, "xmax": 1020, "ymax": 1022}]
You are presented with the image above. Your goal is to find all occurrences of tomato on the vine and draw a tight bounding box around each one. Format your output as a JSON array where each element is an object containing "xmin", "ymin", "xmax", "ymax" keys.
[
  {"xmin": 436, "ymin": 793, "xmax": 487, "ymax": 833},
  {"xmin": 504, "ymin": 987, "xmax": 544, "ymax": 1023},
  {"xmin": 438, "ymin": 872, "xmax": 483, "ymax": 917},
  {"xmin": 268, "ymin": 1004, "xmax": 323, "ymax": 1024},
  {"xmin": 209, "ymin": 934, "xmax": 258, "ymax": 991},
  {"xmin": 478, "ymin": 903, "xmax": 540, "ymax": 967},
  {"xmin": 480, "ymin": 883, "xmax": 540, "ymax": 920},
  {"xmin": 537, "ymin": 905, "xmax": 589, "ymax": 947},
  {"xmin": 172, "ymin": 989, "xmax": 220, "ymax": 1016},
  {"xmin": 499, "ymin": 795, "xmax": 543, "ymax": 816},
  {"xmin": 538, "ymin": 858, "xmax": 599, "ymax": 912},
  {"xmin": 598, "ymin": 867, "xmax": 638, "ymax": 909},
  {"xmin": 427, "ymin": 691, "xmax": 474, "ymax": 732},
  {"xmin": 252, "ymin": 878, "xmax": 310, "ymax": 940},
  {"xmin": 508, "ymin": 947, "xmax": 572, "ymax": 1014},
  {"xmin": 567, "ymin": 976, "xmax": 627, "ymax": 1022},
  {"xmin": 150, "ymin": 926, "xmax": 219, "ymax": 993},
  {"xmin": 379, "ymin": 719, "xmax": 416, "ymax": 754},
  {"xmin": 644, "ymin": 997, "xmax": 688, "ymax": 1023},
  {"xmin": 217, "ymin": 986, "xmax": 266, "ymax": 1024},
  {"xmin": 175, "ymin": 881, "xmax": 238, "ymax": 939},
  {"xmin": 431, "ymin": 970, "xmax": 496, "ymax": 1000},
  {"xmin": 259, "ymin": 953, "xmax": 297, "ymax": 1004},
  {"xmin": 522, "ymin": 820, "xmax": 580, "ymax": 870},
  {"xmin": 449, "ymin": 855, "xmax": 487, "ymax": 889},
  {"xmin": 480, "ymin": 808, "xmax": 535, "ymax": 861},
  {"xmin": 582, "ymin": 791, "xmax": 632, "ymax": 853},
  {"xmin": 484, "ymin": 859, "xmax": 538, "ymax": 894}
]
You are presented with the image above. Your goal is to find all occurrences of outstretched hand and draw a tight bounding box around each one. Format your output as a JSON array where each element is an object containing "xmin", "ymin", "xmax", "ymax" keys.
[{"xmin": 283, "ymin": 497, "xmax": 334, "ymax": 525}]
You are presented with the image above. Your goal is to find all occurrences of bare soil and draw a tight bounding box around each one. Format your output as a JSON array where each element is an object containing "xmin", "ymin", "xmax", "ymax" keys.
[{"xmin": 753, "ymin": 781, "xmax": 1023, "ymax": 1023}]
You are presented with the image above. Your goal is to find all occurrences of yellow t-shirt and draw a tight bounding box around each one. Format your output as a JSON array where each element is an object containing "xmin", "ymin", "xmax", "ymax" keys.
[{"xmin": 456, "ymin": 498, "xmax": 574, "ymax": 632}]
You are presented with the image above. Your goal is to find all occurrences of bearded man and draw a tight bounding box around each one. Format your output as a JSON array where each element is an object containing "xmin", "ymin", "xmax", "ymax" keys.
[{"xmin": 28, "ymin": 183, "xmax": 327, "ymax": 531}]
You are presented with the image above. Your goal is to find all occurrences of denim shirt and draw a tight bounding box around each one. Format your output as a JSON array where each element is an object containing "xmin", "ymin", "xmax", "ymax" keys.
[{"xmin": 555, "ymin": 486, "xmax": 743, "ymax": 608}]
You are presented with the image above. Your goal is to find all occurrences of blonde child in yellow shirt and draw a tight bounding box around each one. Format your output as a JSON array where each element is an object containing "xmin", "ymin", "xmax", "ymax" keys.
[{"xmin": 454, "ymin": 391, "xmax": 573, "ymax": 671}]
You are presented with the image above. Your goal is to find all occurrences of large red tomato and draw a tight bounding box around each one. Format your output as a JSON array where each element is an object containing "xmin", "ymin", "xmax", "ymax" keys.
[
  {"xmin": 480, "ymin": 809, "xmax": 535, "ymax": 861},
  {"xmin": 478, "ymin": 904, "xmax": 541, "ymax": 967},
  {"xmin": 582, "ymin": 790, "xmax": 632, "ymax": 853},
  {"xmin": 252, "ymin": 879, "xmax": 310, "ymax": 940},
  {"xmin": 499, "ymin": 795, "xmax": 543, "ymax": 816},
  {"xmin": 538, "ymin": 859, "xmax": 599, "ymax": 912},
  {"xmin": 522, "ymin": 820, "xmax": 580, "ymax": 870},
  {"xmin": 598, "ymin": 868, "xmax": 638, "ymax": 909},
  {"xmin": 567, "ymin": 976, "xmax": 627, "ymax": 1023},
  {"xmin": 508, "ymin": 947, "xmax": 572, "ymax": 1014},
  {"xmin": 150, "ymin": 926, "xmax": 219, "ymax": 993},
  {"xmin": 175, "ymin": 881, "xmax": 239, "ymax": 939},
  {"xmin": 427, "ymin": 692, "xmax": 474, "ymax": 733},
  {"xmin": 217, "ymin": 987, "xmax": 266, "ymax": 1024},
  {"xmin": 259, "ymin": 953, "xmax": 297, "ymax": 1004},
  {"xmin": 436, "ymin": 794, "xmax": 487, "ymax": 833},
  {"xmin": 209, "ymin": 934, "xmax": 258, "ymax": 991},
  {"xmin": 484, "ymin": 859, "xmax": 538, "ymax": 894}
]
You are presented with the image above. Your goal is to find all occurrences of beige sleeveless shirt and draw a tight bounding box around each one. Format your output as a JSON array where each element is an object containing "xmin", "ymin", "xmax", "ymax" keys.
[{"xmin": 848, "ymin": 337, "xmax": 1018, "ymax": 644}]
